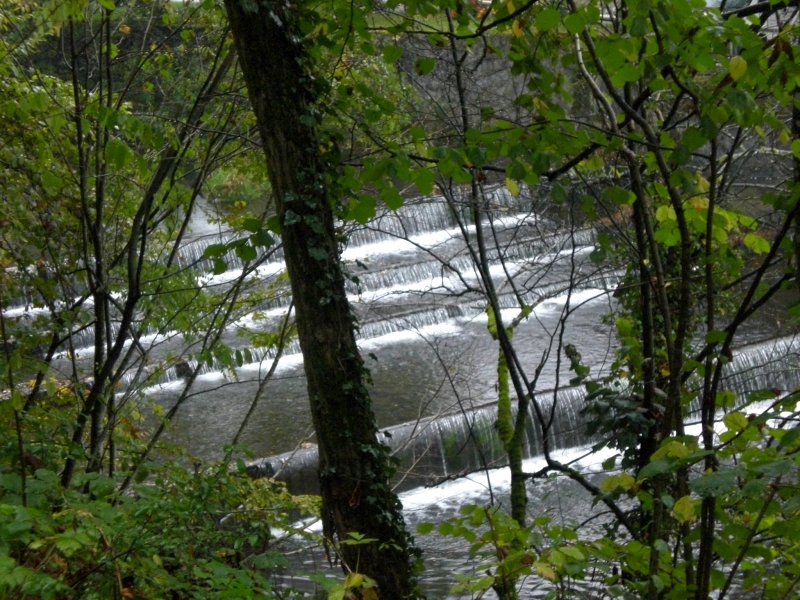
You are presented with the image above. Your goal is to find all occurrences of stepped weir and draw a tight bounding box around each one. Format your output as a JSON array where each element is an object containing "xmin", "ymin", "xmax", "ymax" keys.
[{"xmin": 247, "ymin": 336, "xmax": 800, "ymax": 494}]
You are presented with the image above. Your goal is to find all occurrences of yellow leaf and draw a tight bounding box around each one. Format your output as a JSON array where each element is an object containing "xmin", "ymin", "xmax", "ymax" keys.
[
  {"xmin": 600, "ymin": 475, "xmax": 618, "ymax": 493},
  {"xmin": 673, "ymin": 495, "xmax": 696, "ymax": 523},
  {"xmin": 617, "ymin": 472, "xmax": 636, "ymax": 491},
  {"xmin": 535, "ymin": 561, "xmax": 557, "ymax": 581},
  {"xmin": 652, "ymin": 440, "xmax": 691, "ymax": 461},
  {"xmin": 119, "ymin": 23, "xmax": 130, "ymax": 34},
  {"xmin": 729, "ymin": 56, "xmax": 747, "ymax": 81},
  {"xmin": 512, "ymin": 20, "xmax": 523, "ymax": 37},
  {"xmin": 601, "ymin": 472, "xmax": 636, "ymax": 492},
  {"xmin": 506, "ymin": 178, "xmax": 520, "ymax": 197},
  {"xmin": 344, "ymin": 572, "xmax": 364, "ymax": 588},
  {"xmin": 506, "ymin": 0, "xmax": 515, "ymax": 12}
]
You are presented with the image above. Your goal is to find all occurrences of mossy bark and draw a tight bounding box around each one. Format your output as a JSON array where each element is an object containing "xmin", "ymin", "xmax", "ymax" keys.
[
  {"xmin": 487, "ymin": 308, "xmax": 522, "ymax": 600},
  {"xmin": 222, "ymin": 1, "xmax": 421, "ymax": 597}
]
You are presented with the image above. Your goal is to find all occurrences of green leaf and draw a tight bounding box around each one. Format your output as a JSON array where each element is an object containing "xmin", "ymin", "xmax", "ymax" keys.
[
  {"xmin": 41, "ymin": 172, "xmax": 62, "ymax": 196},
  {"xmin": 602, "ymin": 186, "xmax": 635, "ymax": 205},
  {"xmin": 601, "ymin": 472, "xmax": 635, "ymax": 492},
  {"xmin": 380, "ymin": 187, "xmax": 403, "ymax": 210},
  {"xmin": 348, "ymin": 195, "xmax": 376, "ymax": 224},
  {"xmin": 252, "ymin": 229, "xmax": 274, "ymax": 247},
  {"xmin": 742, "ymin": 233, "xmax": 770, "ymax": 254},
  {"xmin": 723, "ymin": 412, "xmax": 748, "ymax": 433},
  {"xmin": 105, "ymin": 138, "xmax": 133, "ymax": 169},
  {"xmin": 563, "ymin": 13, "xmax": 585, "ymax": 34},
  {"xmin": 266, "ymin": 215, "xmax": 281, "ymax": 234},
  {"xmin": 417, "ymin": 522, "xmax": 434, "ymax": 534},
  {"xmin": 535, "ymin": 8, "xmax": 561, "ymax": 31},
  {"xmin": 792, "ymin": 139, "xmax": 800, "ymax": 160},
  {"xmin": 414, "ymin": 168, "xmax": 436, "ymax": 196},
  {"xmin": 690, "ymin": 469, "xmax": 739, "ymax": 497},
  {"xmin": 203, "ymin": 244, "xmax": 227, "ymax": 259},
  {"xmin": 638, "ymin": 458, "xmax": 673, "ymax": 479},
  {"xmin": 414, "ymin": 58, "xmax": 436, "ymax": 76},
  {"xmin": 241, "ymin": 217, "xmax": 262, "ymax": 233},
  {"xmin": 212, "ymin": 258, "xmax": 227, "ymax": 274},
  {"xmin": 89, "ymin": 475, "xmax": 116, "ymax": 498},
  {"xmin": 345, "ymin": 572, "xmax": 366, "ymax": 589},
  {"xmin": 560, "ymin": 546, "xmax": 585, "ymax": 561},
  {"xmin": 747, "ymin": 388, "xmax": 780, "ymax": 402},
  {"xmin": 382, "ymin": 45, "xmax": 403, "ymax": 64},
  {"xmin": 705, "ymin": 330, "xmax": 727, "ymax": 344},
  {"xmin": 97, "ymin": 0, "xmax": 115, "ymax": 9},
  {"xmin": 655, "ymin": 205, "xmax": 676, "ymax": 222},
  {"xmin": 10, "ymin": 389, "xmax": 25, "ymax": 411}
]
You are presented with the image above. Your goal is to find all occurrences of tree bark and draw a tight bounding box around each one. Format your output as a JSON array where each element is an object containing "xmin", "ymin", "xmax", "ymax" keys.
[{"xmin": 221, "ymin": 1, "xmax": 421, "ymax": 597}]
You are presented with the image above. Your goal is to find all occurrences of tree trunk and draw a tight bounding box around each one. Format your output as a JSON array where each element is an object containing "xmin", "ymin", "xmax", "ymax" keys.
[{"xmin": 221, "ymin": 1, "xmax": 421, "ymax": 597}]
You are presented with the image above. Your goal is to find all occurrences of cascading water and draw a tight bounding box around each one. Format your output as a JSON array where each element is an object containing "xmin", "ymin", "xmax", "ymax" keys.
[
  {"xmin": 32, "ymin": 182, "xmax": 791, "ymax": 466},
  {"xmin": 40, "ymin": 184, "xmax": 618, "ymax": 459},
  {"xmin": 10, "ymin": 183, "xmax": 797, "ymax": 597},
  {"xmin": 247, "ymin": 336, "xmax": 800, "ymax": 494}
]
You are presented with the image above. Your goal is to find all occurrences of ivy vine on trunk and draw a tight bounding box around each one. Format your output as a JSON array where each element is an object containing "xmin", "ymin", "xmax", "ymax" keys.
[{"xmin": 221, "ymin": 0, "xmax": 423, "ymax": 597}]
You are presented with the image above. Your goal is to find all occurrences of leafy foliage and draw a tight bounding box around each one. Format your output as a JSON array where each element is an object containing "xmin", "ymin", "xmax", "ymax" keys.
[
  {"xmin": 0, "ymin": 442, "xmax": 319, "ymax": 599},
  {"xmin": 0, "ymin": 1, "xmax": 311, "ymax": 597},
  {"xmin": 323, "ymin": 0, "xmax": 800, "ymax": 596}
]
